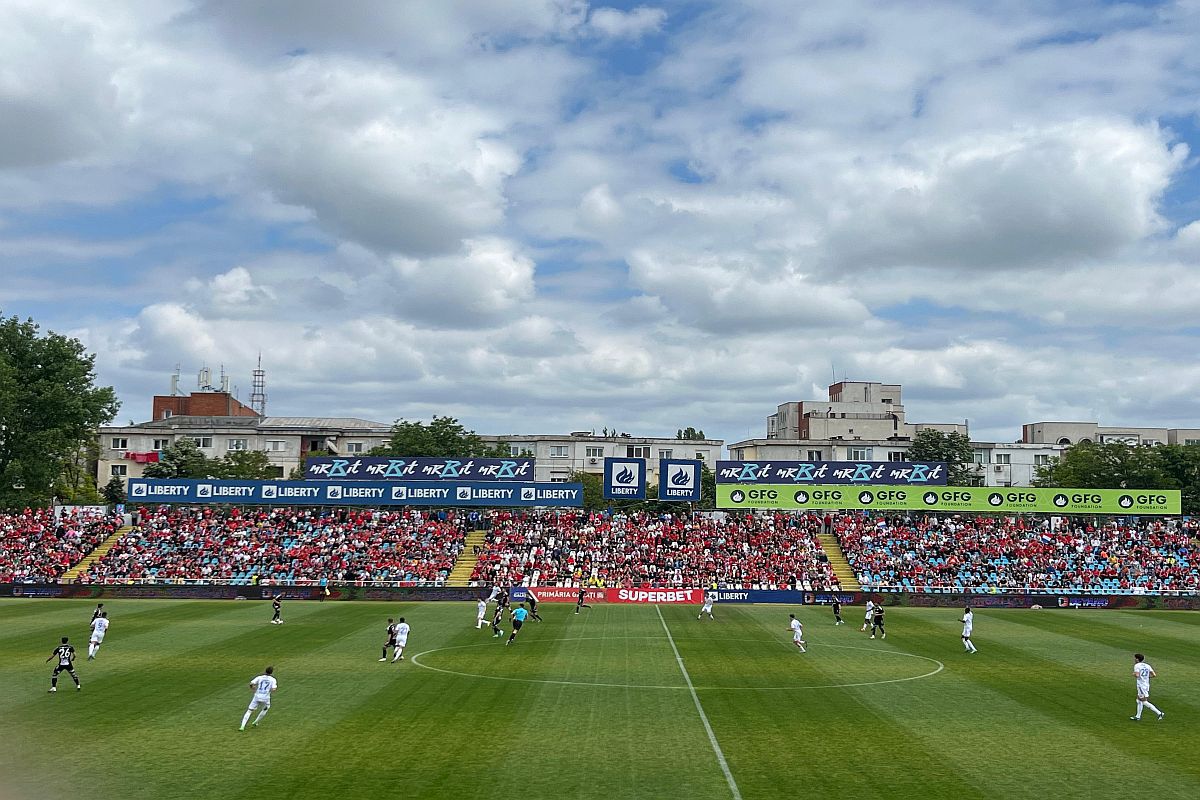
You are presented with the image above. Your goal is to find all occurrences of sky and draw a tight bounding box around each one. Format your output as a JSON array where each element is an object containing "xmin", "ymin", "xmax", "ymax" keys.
[{"xmin": 2, "ymin": 0, "xmax": 1200, "ymax": 447}]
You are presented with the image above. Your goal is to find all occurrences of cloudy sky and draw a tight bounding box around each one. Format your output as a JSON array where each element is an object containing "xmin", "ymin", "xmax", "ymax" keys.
[{"xmin": 3, "ymin": 0, "xmax": 1199, "ymax": 446}]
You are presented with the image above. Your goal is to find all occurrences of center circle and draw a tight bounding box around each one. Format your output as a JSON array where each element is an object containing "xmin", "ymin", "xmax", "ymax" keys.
[{"xmin": 410, "ymin": 636, "xmax": 944, "ymax": 691}]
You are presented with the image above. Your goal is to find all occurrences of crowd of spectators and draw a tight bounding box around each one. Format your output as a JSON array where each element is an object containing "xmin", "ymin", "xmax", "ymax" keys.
[
  {"xmin": 0, "ymin": 508, "xmax": 122, "ymax": 583},
  {"xmin": 468, "ymin": 510, "xmax": 840, "ymax": 590},
  {"xmin": 10, "ymin": 501, "xmax": 1197, "ymax": 595},
  {"xmin": 836, "ymin": 513, "xmax": 1199, "ymax": 593},
  {"xmin": 77, "ymin": 506, "xmax": 468, "ymax": 585}
]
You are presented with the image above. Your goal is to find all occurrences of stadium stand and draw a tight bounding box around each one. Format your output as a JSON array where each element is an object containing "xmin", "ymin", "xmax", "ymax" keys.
[
  {"xmin": 35, "ymin": 505, "xmax": 1198, "ymax": 595},
  {"xmin": 0, "ymin": 508, "xmax": 123, "ymax": 583},
  {"xmin": 76, "ymin": 506, "xmax": 467, "ymax": 585},
  {"xmin": 836, "ymin": 513, "xmax": 1200, "ymax": 593},
  {"xmin": 467, "ymin": 510, "xmax": 841, "ymax": 590}
]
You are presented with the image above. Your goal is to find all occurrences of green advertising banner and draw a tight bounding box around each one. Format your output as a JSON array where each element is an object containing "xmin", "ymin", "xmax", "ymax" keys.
[{"xmin": 716, "ymin": 484, "xmax": 1181, "ymax": 515}]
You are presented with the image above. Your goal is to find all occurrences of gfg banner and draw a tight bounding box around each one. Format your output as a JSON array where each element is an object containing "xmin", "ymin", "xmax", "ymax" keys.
[
  {"xmin": 603, "ymin": 457, "xmax": 646, "ymax": 500},
  {"xmin": 658, "ymin": 458, "xmax": 703, "ymax": 502},
  {"xmin": 716, "ymin": 460, "xmax": 947, "ymax": 485},
  {"xmin": 716, "ymin": 485, "xmax": 1181, "ymax": 515},
  {"xmin": 305, "ymin": 456, "xmax": 535, "ymax": 481},
  {"xmin": 127, "ymin": 478, "xmax": 583, "ymax": 507}
]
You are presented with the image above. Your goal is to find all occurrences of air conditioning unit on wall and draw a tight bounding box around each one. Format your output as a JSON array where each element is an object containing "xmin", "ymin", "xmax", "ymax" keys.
[
  {"xmin": 994, "ymin": 465, "xmax": 1003, "ymax": 472},
  {"xmin": 588, "ymin": 458, "xmax": 598, "ymax": 464}
]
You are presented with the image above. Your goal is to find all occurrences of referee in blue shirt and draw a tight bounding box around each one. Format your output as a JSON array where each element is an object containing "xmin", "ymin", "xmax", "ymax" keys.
[{"xmin": 506, "ymin": 604, "xmax": 530, "ymax": 646}]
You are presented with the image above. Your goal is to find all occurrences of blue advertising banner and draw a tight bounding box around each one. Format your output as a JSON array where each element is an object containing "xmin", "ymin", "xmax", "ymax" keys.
[
  {"xmin": 711, "ymin": 589, "xmax": 810, "ymax": 604},
  {"xmin": 126, "ymin": 479, "xmax": 583, "ymax": 507},
  {"xmin": 658, "ymin": 458, "xmax": 702, "ymax": 502},
  {"xmin": 603, "ymin": 457, "xmax": 646, "ymax": 500},
  {"xmin": 305, "ymin": 456, "xmax": 535, "ymax": 481},
  {"xmin": 715, "ymin": 460, "xmax": 947, "ymax": 485}
]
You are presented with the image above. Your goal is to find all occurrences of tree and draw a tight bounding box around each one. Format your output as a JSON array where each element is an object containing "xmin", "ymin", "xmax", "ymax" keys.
[
  {"xmin": 1033, "ymin": 442, "xmax": 1173, "ymax": 490},
  {"xmin": 699, "ymin": 463, "xmax": 716, "ymax": 508},
  {"xmin": 568, "ymin": 470, "xmax": 604, "ymax": 511},
  {"xmin": 0, "ymin": 314, "xmax": 120, "ymax": 507},
  {"xmin": 101, "ymin": 476, "xmax": 126, "ymax": 505},
  {"xmin": 1155, "ymin": 444, "xmax": 1200, "ymax": 516},
  {"xmin": 907, "ymin": 429, "xmax": 974, "ymax": 486},
  {"xmin": 142, "ymin": 438, "xmax": 215, "ymax": 479},
  {"xmin": 1033, "ymin": 441, "xmax": 1198, "ymax": 513},
  {"xmin": 215, "ymin": 450, "xmax": 279, "ymax": 480},
  {"xmin": 55, "ymin": 440, "xmax": 103, "ymax": 504},
  {"xmin": 370, "ymin": 416, "xmax": 509, "ymax": 458},
  {"xmin": 677, "ymin": 426, "xmax": 706, "ymax": 440}
]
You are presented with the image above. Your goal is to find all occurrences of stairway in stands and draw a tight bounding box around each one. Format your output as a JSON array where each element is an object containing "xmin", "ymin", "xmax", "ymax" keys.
[
  {"xmin": 817, "ymin": 531, "xmax": 861, "ymax": 591},
  {"xmin": 60, "ymin": 525, "xmax": 132, "ymax": 582},
  {"xmin": 445, "ymin": 530, "xmax": 488, "ymax": 587}
]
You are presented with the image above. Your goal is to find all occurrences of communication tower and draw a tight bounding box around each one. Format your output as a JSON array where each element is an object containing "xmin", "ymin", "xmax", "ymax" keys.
[{"xmin": 250, "ymin": 354, "xmax": 268, "ymax": 416}]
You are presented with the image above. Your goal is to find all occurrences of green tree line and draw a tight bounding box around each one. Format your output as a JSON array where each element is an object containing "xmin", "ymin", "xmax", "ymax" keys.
[{"xmin": 1034, "ymin": 441, "xmax": 1200, "ymax": 514}]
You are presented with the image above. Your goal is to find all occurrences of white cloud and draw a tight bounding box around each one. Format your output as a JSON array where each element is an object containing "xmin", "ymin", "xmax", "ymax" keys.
[
  {"xmin": 586, "ymin": 6, "xmax": 667, "ymax": 40},
  {"xmin": 821, "ymin": 120, "xmax": 1184, "ymax": 271},
  {"xmin": 386, "ymin": 238, "xmax": 536, "ymax": 326},
  {"xmin": 7, "ymin": 0, "xmax": 1200, "ymax": 448},
  {"xmin": 627, "ymin": 250, "xmax": 871, "ymax": 332},
  {"xmin": 252, "ymin": 59, "xmax": 521, "ymax": 256},
  {"xmin": 0, "ymin": 10, "xmax": 125, "ymax": 167},
  {"xmin": 185, "ymin": 266, "xmax": 276, "ymax": 317}
]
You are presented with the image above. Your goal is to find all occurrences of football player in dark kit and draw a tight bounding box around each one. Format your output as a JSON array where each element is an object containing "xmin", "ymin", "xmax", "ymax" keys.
[
  {"xmin": 91, "ymin": 602, "xmax": 106, "ymax": 623},
  {"xmin": 491, "ymin": 604, "xmax": 505, "ymax": 638},
  {"xmin": 270, "ymin": 593, "xmax": 283, "ymax": 624},
  {"xmin": 870, "ymin": 604, "xmax": 886, "ymax": 639},
  {"xmin": 575, "ymin": 587, "xmax": 592, "ymax": 614},
  {"xmin": 526, "ymin": 588, "xmax": 543, "ymax": 621},
  {"xmin": 380, "ymin": 618, "xmax": 398, "ymax": 662},
  {"xmin": 47, "ymin": 637, "xmax": 81, "ymax": 692},
  {"xmin": 832, "ymin": 598, "xmax": 844, "ymax": 625}
]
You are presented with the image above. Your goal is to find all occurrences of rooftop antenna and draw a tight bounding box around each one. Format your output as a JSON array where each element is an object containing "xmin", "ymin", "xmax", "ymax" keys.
[
  {"xmin": 250, "ymin": 353, "xmax": 267, "ymax": 416},
  {"xmin": 219, "ymin": 364, "xmax": 230, "ymax": 393},
  {"xmin": 198, "ymin": 364, "xmax": 214, "ymax": 391},
  {"xmin": 169, "ymin": 363, "xmax": 181, "ymax": 396}
]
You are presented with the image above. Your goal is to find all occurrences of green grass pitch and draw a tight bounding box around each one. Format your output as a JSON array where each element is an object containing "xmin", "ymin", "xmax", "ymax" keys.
[{"xmin": 1, "ymin": 599, "xmax": 1197, "ymax": 800}]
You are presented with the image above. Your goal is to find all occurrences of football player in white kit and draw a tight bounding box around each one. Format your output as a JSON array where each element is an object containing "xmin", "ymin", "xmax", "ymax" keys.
[
  {"xmin": 88, "ymin": 612, "xmax": 109, "ymax": 660},
  {"xmin": 476, "ymin": 598, "xmax": 487, "ymax": 629},
  {"xmin": 391, "ymin": 618, "xmax": 410, "ymax": 662},
  {"xmin": 788, "ymin": 614, "xmax": 806, "ymax": 652},
  {"xmin": 960, "ymin": 607, "xmax": 977, "ymax": 653},
  {"xmin": 861, "ymin": 599, "xmax": 876, "ymax": 632},
  {"xmin": 698, "ymin": 590, "xmax": 716, "ymax": 620},
  {"xmin": 239, "ymin": 666, "xmax": 277, "ymax": 731},
  {"xmin": 1130, "ymin": 653, "xmax": 1164, "ymax": 721}
]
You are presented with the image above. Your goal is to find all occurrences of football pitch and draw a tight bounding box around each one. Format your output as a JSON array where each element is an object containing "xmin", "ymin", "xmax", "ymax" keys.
[{"xmin": 1, "ymin": 600, "xmax": 1197, "ymax": 800}]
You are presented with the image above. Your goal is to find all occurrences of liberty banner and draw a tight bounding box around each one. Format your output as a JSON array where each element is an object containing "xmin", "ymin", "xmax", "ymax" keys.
[
  {"xmin": 305, "ymin": 456, "xmax": 534, "ymax": 481},
  {"xmin": 127, "ymin": 478, "xmax": 583, "ymax": 507},
  {"xmin": 716, "ymin": 484, "xmax": 1181, "ymax": 515},
  {"xmin": 658, "ymin": 458, "xmax": 703, "ymax": 502},
  {"xmin": 603, "ymin": 457, "xmax": 646, "ymax": 500},
  {"xmin": 716, "ymin": 460, "xmax": 947, "ymax": 485}
]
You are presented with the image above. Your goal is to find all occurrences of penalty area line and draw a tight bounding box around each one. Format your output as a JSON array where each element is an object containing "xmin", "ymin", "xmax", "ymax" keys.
[{"xmin": 656, "ymin": 604, "xmax": 743, "ymax": 800}]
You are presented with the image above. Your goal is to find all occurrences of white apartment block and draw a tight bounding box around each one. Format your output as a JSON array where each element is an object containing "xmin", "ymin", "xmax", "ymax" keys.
[
  {"xmin": 98, "ymin": 416, "xmax": 393, "ymax": 485},
  {"xmin": 969, "ymin": 442, "xmax": 1067, "ymax": 487},
  {"xmin": 483, "ymin": 433, "xmax": 724, "ymax": 484}
]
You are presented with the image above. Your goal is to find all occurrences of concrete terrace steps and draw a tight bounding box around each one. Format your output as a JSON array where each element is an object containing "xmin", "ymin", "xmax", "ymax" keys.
[
  {"xmin": 445, "ymin": 530, "xmax": 489, "ymax": 588},
  {"xmin": 817, "ymin": 531, "xmax": 861, "ymax": 591},
  {"xmin": 61, "ymin": 524, "xmax": 133, "ymax": 582}
]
